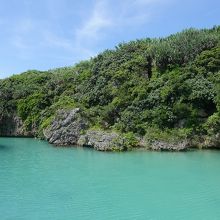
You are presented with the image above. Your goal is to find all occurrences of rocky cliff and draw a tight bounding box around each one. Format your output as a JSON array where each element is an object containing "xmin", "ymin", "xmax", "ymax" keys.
[
  {"xmin": 42, "ymin": 108, "xmax": 191, "ymax": 151},
  {"xmin": 140, "ymin": 138, "xmax": 189, "ymax": 151},
  {"xmin": 0, "ymin": 115, "xmax": 32, "ymax": 137},
  {"xmin": 43, "ymin": 108, "xmax": 126, "ymax": 151},
  {"xmin": 43, "ymin": 108, "xmax": 88, "ymax": 146},
  {"xmin": 1, "ymin": 108, "xmax": 219, "ymax": 151},
  {"xmin": 77, "ymin": 130, "xmax": 125, "ymax": 151}
]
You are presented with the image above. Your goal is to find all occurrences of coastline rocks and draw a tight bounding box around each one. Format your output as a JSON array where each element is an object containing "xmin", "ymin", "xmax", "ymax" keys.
[
  {"xmin": 186, "ymin": 134, "xmax": 220, "ymax": 149},
  {"xmin": 0, "ymin": 115, "xmax": 31, "ymax": 136},
  {"xmin": 41, "ymin": 107, "xmax": 219, "ymax": 151},
  {"xmin": 43, "ymin": 108, "xmax": 88, "ymax": 145},
  {"xmin": 1, "ymin": 108, "xmax": 219, "ymax": 152},
  {"xmin": 149, "ymin": 140, "xmax": 189, "ymax": 151},
  {"xmin": 43, "ymin": 107, "xmax": 190, "ymax": 151},
  {"xmin": 200, "ymin": 133, "xmax": 220, "ymax": 149},
  {"xmin": 77, "ymin": 130, "xmax": 124, "ymax": 151},
  {"xmin": 43, "ymin": 108, "xmax": 125, "ymax": 151},
  {"xmin": 140, "ymin": 138, "xmax": 189, "ymax": 151}
]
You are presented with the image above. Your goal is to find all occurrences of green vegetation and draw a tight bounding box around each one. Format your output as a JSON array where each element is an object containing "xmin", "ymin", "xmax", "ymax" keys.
[{"xmin": 0, "ymin": 26, "xmax": 220, "ymax": 147}]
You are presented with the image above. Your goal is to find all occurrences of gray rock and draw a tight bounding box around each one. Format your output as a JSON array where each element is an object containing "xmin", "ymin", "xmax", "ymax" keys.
[
  {"xmin": 43, "ymin": 108, "xmax": 127, "ymax": 150},
  {"xmin": 0, "ymin": 115, "xmax": 32, "ymax": 136},
  {"xmin": 200, "ymin": 133, "xmax": 220, "ymax": 149},
  {"xmin": 140, "ymin": 138, "xmax": 189, "ymax": 151},
  {"xmin": 43, "ymin": 108, "xmax": 88, "ymax": 145},
  {"xmin": 149, "ymin": 140, "xmax": 189, "ymax": 151},
  {"xmin": 77, "ymin": 130, "xmax": 124, "ymax": 151}
]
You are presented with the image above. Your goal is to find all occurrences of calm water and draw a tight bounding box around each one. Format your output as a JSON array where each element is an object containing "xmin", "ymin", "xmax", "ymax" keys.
[{"xmin": 0, "ymin": 138, "xmax": 220, "ymax": 220}]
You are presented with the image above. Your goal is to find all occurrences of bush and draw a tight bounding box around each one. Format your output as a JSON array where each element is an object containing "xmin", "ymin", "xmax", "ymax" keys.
[
  {"xmin": 122, "ymin": 132, "xmax": 139, "ymax": 150},
  {"xmin": 204, "ymin": 113, "xmax": 220, "ymax": 135}
]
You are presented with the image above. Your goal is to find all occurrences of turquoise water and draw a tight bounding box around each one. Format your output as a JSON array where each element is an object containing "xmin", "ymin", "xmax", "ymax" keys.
[{"xmin": 0, "ymin": 138, "xmax": 220, "ymax": 220}]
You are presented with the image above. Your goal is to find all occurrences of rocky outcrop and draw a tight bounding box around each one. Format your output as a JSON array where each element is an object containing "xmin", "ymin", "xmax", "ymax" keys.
[
  {"xmin": 140, "ymin": 138, "xmax": 189, "ymax": 151},
  {"xmin": 149, "ymin": 140, "xmax": 189, "ymax": 151},
  {"xmin": 0, "ymin": 107, "xmax": 219, "ymax": 151},
  {"xmin": 43, "ymin": 108, "xmax": 126, "ymax": 151},
  {"xmin": 43, "ymin": 107, "xmax": 190, "ymax": 151},
  {"xmin": 190, "ymin": 133, "xmax": 220, "ymax": 149},
  {"xmin": 77, "ymin": 130, "xmax": 124, "ymax": 151},
  {"xmin": 204, "ymin": 133, "xmax": 220, "ymax": 148},
  {"xmin": 0, "ymin": 115, "xmax": 31, "ymax": 136},
  {"xmin": 43, "ymin": 108, "xmax": 88, "ymax": 145}
]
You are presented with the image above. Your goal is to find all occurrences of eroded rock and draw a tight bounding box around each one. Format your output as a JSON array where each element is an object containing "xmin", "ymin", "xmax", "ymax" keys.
[
  {"xmin": 77, "ymin": 130, "xmax": 124, "ymax": 151},
  {"xmin": 0, "ymin": 115, "xmax": 32, "ymax": 136},
  {"xmin": 43, "ymin": 108, "xmax": 88, "ymax": 145},
  {"xmin": 140, "ymin": 138, "xmax": 189, "ymax": 151}
]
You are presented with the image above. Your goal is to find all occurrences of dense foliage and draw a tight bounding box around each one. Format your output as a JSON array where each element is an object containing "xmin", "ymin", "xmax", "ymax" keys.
[{"xmin": 1, "ymin": 26, "xmax": 220, "ymax": 142}]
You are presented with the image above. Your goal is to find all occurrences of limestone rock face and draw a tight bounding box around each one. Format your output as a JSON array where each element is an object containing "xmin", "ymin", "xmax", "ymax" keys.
[
  {"xmin": 43, "ymin": 108, "xmax": 88, "ymax": 145},
  {"xmin": 0, "ymin": 115, "xmax": 31, "ymax": 136},
  {"xmin": 43, "ymin": 108, "xmax": 126, "ymax": 150},
  {"xmin": 149, "ymin": 140, "xmax": 189, "ymax": 151},
  {"xmin": 77, "ymin": 130, "xmax": 124, "ymax": 151},
  {"xmin": 140, "ymin": 138, "xmax": 189, "ymax": 151},
  {"xmin": 201, "ymin": 133, "xmax": 220, "ymax": 149}
]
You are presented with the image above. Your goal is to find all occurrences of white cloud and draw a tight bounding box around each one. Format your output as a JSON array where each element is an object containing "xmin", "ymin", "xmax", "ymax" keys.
[
  {"xmin": 74, "ymin": 0, "xmax": 170, "ymax": 50},
  {"xmin": 6, "ymin": 0, "xmax": 171, "ymax": 66},
  {"xmin": 74, "ymin": 0, "xmax": 113, "ymax": 54}
]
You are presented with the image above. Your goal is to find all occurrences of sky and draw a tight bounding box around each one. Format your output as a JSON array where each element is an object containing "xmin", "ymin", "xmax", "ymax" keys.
[{"xmin": 0, "ymin": 0, "xmax": 219, "ymax": 79}]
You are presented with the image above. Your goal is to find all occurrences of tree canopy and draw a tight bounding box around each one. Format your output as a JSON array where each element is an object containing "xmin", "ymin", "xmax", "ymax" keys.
[{"xmin": 0, "ymin": 26, "xmax": 220, "ymax": 142}]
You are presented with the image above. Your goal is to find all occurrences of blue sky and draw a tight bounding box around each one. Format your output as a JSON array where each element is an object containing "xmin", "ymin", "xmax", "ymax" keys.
[{"xmin": 0, "ymin": 0, "xmax": 219, "ymax": 79}]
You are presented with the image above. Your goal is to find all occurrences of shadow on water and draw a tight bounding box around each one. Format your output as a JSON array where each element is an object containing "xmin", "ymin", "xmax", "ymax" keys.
[{"xmin": 0, "ymin": 144, "xmax": 9, "ymax": 151}]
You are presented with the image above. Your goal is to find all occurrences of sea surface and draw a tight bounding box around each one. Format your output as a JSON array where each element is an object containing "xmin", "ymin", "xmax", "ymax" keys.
[{"xmin": 0, "ymin": 138, "xmax": 220, "ymax": 220}]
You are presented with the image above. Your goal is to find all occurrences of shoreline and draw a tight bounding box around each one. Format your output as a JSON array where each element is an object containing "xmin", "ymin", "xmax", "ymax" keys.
[{"xmin": 1, "ymin": 136, "xmax": 220, "ymax": 152}]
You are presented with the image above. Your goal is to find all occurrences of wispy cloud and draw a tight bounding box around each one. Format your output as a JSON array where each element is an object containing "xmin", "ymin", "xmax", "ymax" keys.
[
  {"xmin": 73, "ymin": 0, "xmax": 114, "ymax": 58},
  {"xmin": 75, "ymin": 1, "xmax": 113, "ymax": 41},
  {"xmin": 4, "ymin": 0, "xmax": 171, "ymax": 73},
  {"xmin": 72, "ymin": 0, "xmax": 170, "ymax": 57},
  {"xmin": 10, "ymin": 0, "xmax": 169, "ymax": 56}
]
